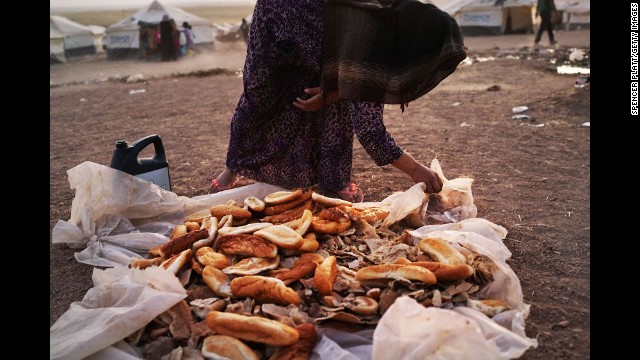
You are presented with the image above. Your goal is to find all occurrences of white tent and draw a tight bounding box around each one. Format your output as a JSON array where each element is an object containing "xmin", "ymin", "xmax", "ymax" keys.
[
  {"xmin": 563, "ymin": 0, "xmax": 590, "ymax": 30},
  {"xmin": 50, "ymin": 27, "xmax": 66, "ymax": 63},
  {"xmin": 105, "ymin": 0, "xmax": 214, "ymax": 60},
  {"xmin": 422, "ymin": 0, "xmax": 476, "ymax": 16},
  {"xmin": 50, "ymin": 15, "xmax": 97, "ymax": 58},
  {"xmin": 455, "ymin": 0, "xmax": 537, "ymax": 36}
]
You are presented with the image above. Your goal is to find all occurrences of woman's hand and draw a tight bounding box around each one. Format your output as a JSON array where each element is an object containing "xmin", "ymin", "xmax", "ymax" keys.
[{"xmin": 293, "ymin": 87, "xmax": 324, "ymax": 112}]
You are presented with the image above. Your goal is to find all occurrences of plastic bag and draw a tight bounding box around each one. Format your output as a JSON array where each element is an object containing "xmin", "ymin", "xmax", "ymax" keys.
[
  {"xmin": 49, "ymin": 265, "xmax": 187, "ymax": 360},
  {"xmin": 52, "ymin": 161, "xmax": 286, "ymax": 267},
  {"xmin": 404, "ymin": 159, "xmax": 477, "ymax": 227},
  {"xmin": 373, "ymin": 297, "xmax": 537, "ymax": 360}
]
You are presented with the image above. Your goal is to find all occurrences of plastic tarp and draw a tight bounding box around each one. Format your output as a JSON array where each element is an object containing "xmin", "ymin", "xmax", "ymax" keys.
[
  {"xmin": 50, "ymin": 161, "xmax": 537, "ymax": 359},
  {"xmin": 105, "ymin": 0, "xmax": 213, "ymax": 50}
]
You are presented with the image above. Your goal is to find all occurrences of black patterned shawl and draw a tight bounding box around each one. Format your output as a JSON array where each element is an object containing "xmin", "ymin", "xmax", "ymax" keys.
[{"xmin": 322, "ymin": 0, "xmax": 467, "ymax": 108}]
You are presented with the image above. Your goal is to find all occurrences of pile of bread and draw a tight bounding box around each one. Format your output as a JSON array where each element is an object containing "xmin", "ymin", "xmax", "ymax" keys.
[{"xmin": 128, "ymin": 188, "xmax": 508, "ymax": 360}]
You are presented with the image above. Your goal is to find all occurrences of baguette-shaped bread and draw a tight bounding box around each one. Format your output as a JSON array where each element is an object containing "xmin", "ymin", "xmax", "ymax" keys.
[
  {"xmin": 195, "ymin": 246, "xmax": 229, "ymax": 269},
  {"xmin": 262, "ymin": 200, "xmax": 314, "ymax": 224},
  {"xmin": 254, "ymin": 225, "xmax": 304, "ymax": 249},
  {"xmin": 355, "ymin": 264, "xmax": 437, "ymax": 285},
  {"xmin": 205, "ymin": 311, "xmax": 299, "ymax": 346},
  {"xmin": 210, "ymin": 204, "xmax": 253, "ymax": 220},
  {"xmin": 418, "ymin": 237, "xmax": 466, "ymax": 265},
  {"xmin": 339, "ymin": 205, "xmax": 389, "ymax": 224},
  {"xmin": 395, "ymin": 258, "xmax": 474, "ymax": 282},
  {"xmin": 222, "ymin": 256, "xmax": 280, "ymax": 275},
  {"xmin": 158, "ymin": 228, "xmax": 209, "ymax": 258},
  {"xmin": 217, "ymin": 222, "xmax": 274, "ymax": 237},
  {"xmin": 263, "ymin": 190, "xmax": 313, "ymax": 216},
  {"xmin": 314, "ymin": 256, "xmax": 338, "ymax": 295},
  {"xmin": 184, "ymin": 208, "xmax": 213, "ymax": 223},
  {"xmin": 244, "ymin": 196, "xmax": 266, "ymax": 213},
  {"xmin": 230, "ymin": 275, "xmax": 301, "ymax": 305},
  {"xmin": 264, "ymin": 189, "xmax": 303, "ymax": 205},
  {"xmin": 161, "ymin": 249, "xmax": 192, "ymax": 274},
  {"xmin": 202, "ymin": 265, "xmax": 233, "ymax": 297},
  {"xmin": 272, "ymin": 260, "xmax": 318, "ymax": 286},
  {"xmin": 311, "ymin": 192, "xmax": 352, "ymax": 208},
  {"xmin": 217, "ymin": 233, "xmax": 279, "ymax": 258}
]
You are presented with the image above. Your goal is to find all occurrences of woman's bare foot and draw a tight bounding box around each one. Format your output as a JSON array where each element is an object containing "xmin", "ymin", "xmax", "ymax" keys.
[{"xmin": 207, "ymin": 168, "xmax": 238, "ymax": 194}]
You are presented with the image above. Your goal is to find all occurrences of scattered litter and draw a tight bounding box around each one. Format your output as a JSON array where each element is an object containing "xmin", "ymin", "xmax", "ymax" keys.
[
  {"xmin": 581, "ymin": 122, "xmax": 590, "ymax": 127},
  {"xmin": 569, "ymin": 48, "xmax": 584, "ymax": 62},
  {"xmin": 460, "ymin": 57, "xmax": 474, "ymax": 66},
  {"xmin": 472, "ymin": 56, "xmax": 495, "ymax": 63},
  {"xmin": 512, "ymin": 114, "xmax": 530, "ymax": 121},
  {"xmin": 452, "ymin": 102, "xmax": 461, "ymax": 106},
  {"xmin": 557, "ymin": 65, "xmax": 590, "ymax": 75},
  {"xmin": 531, "ymin": 123, "xmax": 544, "ymax": 127},
  {"xmin": 487, "ymin": 85, "xmax": 501, "ymax": 91},
  {"xmin": 512, "ymin": 106, "xmax": 529, "ymax": 113},
  {"xmin": 126, "ymin": 73, "xmax": 145, "ymax": 83},
  {"xmin": 80, "ymin": 98, "xmax": 86, "ymax": 102},
  {"xmin": 129, "ymin": 89, "xmax": 146, "ymax": 95},
  {"xmin": 460, "ymin": 122, "xmax": 472, "ymax": 127}
]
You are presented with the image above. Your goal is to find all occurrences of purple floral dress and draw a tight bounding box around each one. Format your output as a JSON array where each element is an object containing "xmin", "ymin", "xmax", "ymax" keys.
[{"xmin": 225, "ymin": 0, "xmax": 403, "ymax": 192}]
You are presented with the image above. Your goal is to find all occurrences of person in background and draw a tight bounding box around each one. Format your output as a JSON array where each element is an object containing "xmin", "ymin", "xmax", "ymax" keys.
[
  {"xmin": 207, "ymin": 0, "xmax": 465, "ymax": 201},
  {"xmin": 179, "ymin": 27, "xmax": 187, "ymax": 56},
  {"xmin": 159, "ymin": 15, "xmax": 178, "ymax": 61},
  {"xmin": 240, "ymin": 18, "xmax": 250, "ymax": 43},
  {"xmin": 534, "ymin": 0, "xmax": 557, "ymax": 46},
  {"xmin": 182, "ymin": 22, "xmax": 195, "ymax": 56}
]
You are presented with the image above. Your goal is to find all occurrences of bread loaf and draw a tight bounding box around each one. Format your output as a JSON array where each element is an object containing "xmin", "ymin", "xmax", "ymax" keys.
[
  {"xmin": 418, "ymin": 237, "xmax": 466, "ymax": 265},
  {"xmin": 355, "ymin": 264, "xmax": 437, "ymax": 285},
  {"xmin": 205, "ymin": 311, "xmax": 299, "ymax": 346},
  {"xmin": 395, "ymin": 258, "xmax": 474, "ymax": 282},
  {"xmin": 314, "ymin": 256, "xmax": 338, "ymax": 295},
  {"xmin": 230, "ymin": 275, "xmax": 301, "ymax": 305},
  {"xmin": 201, "ymin": 335, "xmax": 259, "ymax": 360}
]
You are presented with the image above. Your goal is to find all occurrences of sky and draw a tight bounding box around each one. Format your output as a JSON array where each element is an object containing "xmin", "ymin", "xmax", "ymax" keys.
[{"xmin": 50, "ymin": 0, "xmax": 256, "ymax": 10}]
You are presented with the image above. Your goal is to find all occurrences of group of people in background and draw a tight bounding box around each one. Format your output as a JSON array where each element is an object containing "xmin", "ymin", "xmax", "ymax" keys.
[{"xmin": 140, "ymin": 15, "xmax": 195, "ymax": 61}]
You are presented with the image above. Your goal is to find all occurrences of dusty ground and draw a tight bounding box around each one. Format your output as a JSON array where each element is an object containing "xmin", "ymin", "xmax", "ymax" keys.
[{"xmin": 50, "ymin": 30, "xmax": 590, "ymax": 359}]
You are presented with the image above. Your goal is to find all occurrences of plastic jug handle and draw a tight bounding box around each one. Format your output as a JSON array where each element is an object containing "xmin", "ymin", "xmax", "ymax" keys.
[{"xmin": 129, "ymin": 134, "xmax": 166, "ymax": 162}]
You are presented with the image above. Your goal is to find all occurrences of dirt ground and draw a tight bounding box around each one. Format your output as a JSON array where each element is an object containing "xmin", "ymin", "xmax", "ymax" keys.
[{"xmin": 50, "ymin": 30, "xmax": 590, "ymax": 359}]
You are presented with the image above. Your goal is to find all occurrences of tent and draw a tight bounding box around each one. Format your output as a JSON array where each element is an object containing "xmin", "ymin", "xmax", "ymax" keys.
[
  {"xmin": 422, "ymin": 0, "xmax": 476, "ymax": 16},
  {"xmin": 50, "ymin": 15, "xmax": 97, "ymax": 59},
  {"xmin": 454, "ymin": 0, "xmax": 537, "ymax": 36},
  {"xmin": 561, "ymin": 0, "xmax": 590, "ymax": 30},
  {"xmin": 105, "ymin": 0, "xmax": 214, "ymax": 60},
  {"xmin": 50, "ymin": 27, "xmax": 66, "ymax": 63}
]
